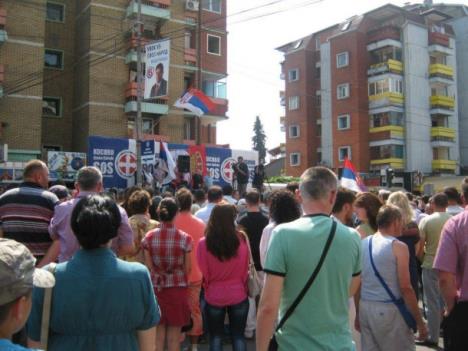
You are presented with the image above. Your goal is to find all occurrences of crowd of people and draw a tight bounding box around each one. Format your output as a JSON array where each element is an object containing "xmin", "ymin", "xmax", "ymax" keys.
[{"xmin": 1, "ymin": 160, "xmax": 468, "ymax": 351}]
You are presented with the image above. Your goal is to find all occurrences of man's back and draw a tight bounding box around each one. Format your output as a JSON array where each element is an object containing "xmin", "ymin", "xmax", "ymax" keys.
[
  {"xmin": 238, "ymin": 211, "xmax": 269, "ymax": 271},
  {"xmin": 0, "ymin": 183, "xmax": 58, "ymax": 259},
  {"xmin": 264, "ymin": 215, "xmax": 361, "ymax": 350},
  {"xmin": 419, "ymin": 211, "xmax": 451, "ymax": 269}
]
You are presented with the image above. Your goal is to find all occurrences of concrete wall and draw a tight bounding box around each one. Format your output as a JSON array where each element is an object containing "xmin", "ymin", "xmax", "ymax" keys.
[
  {"xmin": 320, "ymin": 42, "xmax": 333, "ymax": 167},
  {"xmin": 446, "ymin": 37, "xmax": 460, "ymax": 173},
  {"xmin": 403, "ymin": 22, "xmax": 432, "ymax": 173}
]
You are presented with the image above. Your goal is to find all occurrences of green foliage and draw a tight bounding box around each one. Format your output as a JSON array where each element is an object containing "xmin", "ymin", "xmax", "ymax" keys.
[
  {"xmin": 252, "ymin": 116, "xmax": 267, "ymax": 164},
  {"xmin": 267, "ymin": 176, "xmax": 300, "ymax": 184}
]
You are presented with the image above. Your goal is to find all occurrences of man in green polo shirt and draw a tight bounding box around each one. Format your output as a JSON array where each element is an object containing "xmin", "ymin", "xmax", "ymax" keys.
[{"xmin": 256, "ymin": 166, "xmax": 361, "ymax": 351}]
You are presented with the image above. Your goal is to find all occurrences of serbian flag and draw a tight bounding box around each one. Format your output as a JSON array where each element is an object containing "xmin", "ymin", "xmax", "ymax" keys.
[
  {"xmin": 174, "ymin": 88, "xmax": 215, "ymax": 117},
  {"xmin": 340, "ymin": 157, "xmax": 367, "ymax": 193},
  {"xmin": 155, "ymin": 141, "xmax": 177, "ymax": 185}
]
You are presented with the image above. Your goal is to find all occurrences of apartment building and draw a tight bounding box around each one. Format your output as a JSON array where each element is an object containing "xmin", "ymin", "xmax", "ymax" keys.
[
  {"xmin": 278, "ymin": 3, "xmax": 464, "ymax": 178},
  {"xmin": 0, "ymin": 0, "xmax": 228, "ymax": 163}
]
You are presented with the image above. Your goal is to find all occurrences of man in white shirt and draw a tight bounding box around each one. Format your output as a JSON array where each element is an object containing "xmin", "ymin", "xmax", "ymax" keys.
[{"xmin": 195, "ymin": 186, "xmax": 223, "ymax": 224}]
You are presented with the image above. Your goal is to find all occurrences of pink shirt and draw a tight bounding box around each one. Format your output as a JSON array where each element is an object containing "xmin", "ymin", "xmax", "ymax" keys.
[
  {"xmin": 197, "ymin": 236, "xmax": 249, "ymax": 307},
  {"xmin": 434, "ymin": 209, "xmax": 468, "ymax": 301},
  {"xmin": 174, "ymin": 211, "xmax": 206, "ymax": 284}
]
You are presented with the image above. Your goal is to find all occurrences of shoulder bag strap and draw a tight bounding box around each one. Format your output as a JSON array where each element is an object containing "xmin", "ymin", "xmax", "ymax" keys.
[
  {"xmin": 240, "ymin": 231, "xmax": 256, "ymax": 268},
  {"xmin": 368, "ymin": 236, "xmax": 397, "ymax": 301},
  {"xmin": 40, "ymin": 262, "xmax": 57, "ymax": 350},
  {"xmin": 275, "ymin": 220, "xmax": 337, "ymax": 331}
]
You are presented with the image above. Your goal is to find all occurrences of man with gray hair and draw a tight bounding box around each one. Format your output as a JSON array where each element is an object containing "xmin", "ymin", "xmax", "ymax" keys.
[
  {"xmin": 49, "ymin": 166, "xmax": 134, "ymax": 262},
  {"xmin": 256, "ymin": 167, "xmax": 362, "ymax": 350}
]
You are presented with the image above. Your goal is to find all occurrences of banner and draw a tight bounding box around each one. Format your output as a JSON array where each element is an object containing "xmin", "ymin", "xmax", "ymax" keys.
[
  {"xmin": 48, "ymin": 151, "xmax": 86, "ymax": 181},
  {"xmin": 144, "ymin": 39, "xmax": 170, "ymax": 99},
  {"xmin": 88, "ymin": 136, "xmax": 258, "ymax": 189},
  {"xmin": 88, "ymin": 136, "xmax": 136, "ymax": 189},
  {"xmin": 189, "ymin": 145, "xmax": 207, "ymax": 176}
]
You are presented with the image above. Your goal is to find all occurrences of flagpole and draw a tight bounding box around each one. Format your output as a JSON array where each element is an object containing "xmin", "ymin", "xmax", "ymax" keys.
[
  {"xmin": 135, "ymin": 0, "xmax": 143, "ymax": 186},
  {"xmin": 195, "ymin": 0, "xmax": 202, "ymax": 145}
]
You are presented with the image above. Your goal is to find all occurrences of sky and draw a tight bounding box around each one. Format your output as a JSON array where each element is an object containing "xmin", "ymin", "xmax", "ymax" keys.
[{"xmin": 217, "ymin": 0, "xmax": 460, "ymax": 154}]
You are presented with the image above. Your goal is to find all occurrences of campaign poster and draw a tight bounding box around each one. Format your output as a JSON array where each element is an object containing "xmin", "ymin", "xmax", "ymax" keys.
[
  {"xmin": 144, "ymin": 39, "xmax": 170, "ymax": 99},
  {"xmin": 88, "ymin": 136, "xmax": 136, "ymax": 189},
  {"xmin": 48, "ymin": 151, "xmax": 86, "ymax": 181}
]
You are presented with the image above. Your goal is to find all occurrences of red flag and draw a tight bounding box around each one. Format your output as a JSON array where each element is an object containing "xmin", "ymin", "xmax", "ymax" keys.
[{"xmin": 188, "ymin": 145, "xmax": 207, "ymax": 176}]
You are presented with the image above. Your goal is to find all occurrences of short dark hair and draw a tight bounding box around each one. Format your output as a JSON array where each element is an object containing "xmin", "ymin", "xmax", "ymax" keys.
[
  {"xmin": 23, "ymin": 160, "xmax": 46, "ymax": 179},
  {"xmin": 354, "ymin": 192, "xmax": 383, "ymax": 232},
  {"xmin": 431, "ymin": 193, "xmax": 448, "ymax": 209},
  {"xmin": 71, "ymin": 195, "xmax": 121, "ymax": 250},
  {"xmin": 193, "ymin": 189, "xmax": 206, "ymax": 203},
  {"xmin": 269, "ymin": 190, "xmax": 301, "ymax": 225},
  {"xmin": 158, "ymin": 197, "xmax": 178, "ymax": 222},
  {"xmin": 286, "ymin": 182, "xmax": 299, "ymax": 193},
  {"xmin": 149, "ymin": 196, "xmax": 162, "ymax": 221},
  {"xmin": 405, "ymin": 192, "xmax": 414, "ymax": 202},
  {"xmin": 222, "ymin": 184, "xmax": 233, "ymax": 196},
  {"xmin": 462, "ymin": 183, "xmax": 468, "ymax": 203},
  {"xmin": 377, "ymin": 204, "xmax": 402, "ymax": 229},
  {"xmin": 207, "ymin": 186, "xmax": 223, "ymax": 203},
  {"xmin": 332, "ymin": 187, "xmax": 356, "ymax": 214},
  {"xmin": 156, "ymin": 63, "xmax": 164, "ymax": 71},
  {"xmin": 245, "ymin": 190, "xmax": 260, "ymax": 205},
  {"xmin": 444, "ymin": 187, "xmax": 461, "ymax": 203},
  {"xmin": 127, "ymin": 190, "xmax": 152, "ymax": 215},
  {"xmin": 176, "ymin": 188, "xmax": 193, "ymax": 212}
]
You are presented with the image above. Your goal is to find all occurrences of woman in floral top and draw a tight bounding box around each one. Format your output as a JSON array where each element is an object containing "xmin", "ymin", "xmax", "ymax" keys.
[{"xmin": 142, "ymin": 197, "xmax": 192, "ymax": 351}]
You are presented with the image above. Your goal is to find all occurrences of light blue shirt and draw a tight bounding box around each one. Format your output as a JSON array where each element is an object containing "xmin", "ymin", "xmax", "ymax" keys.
[
  {"xmin": 0, "ymin": 339, "xmax": 37, "ymax": 350},
  {"xmin": 195, "ymin": 202, "xmax": 216, "ymax": 224}
]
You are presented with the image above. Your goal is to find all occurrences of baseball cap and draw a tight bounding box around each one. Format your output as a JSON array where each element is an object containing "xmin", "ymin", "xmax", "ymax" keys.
[{"xmin": 0, "ymin": 239, "xmax": 55, "ymax": 305}]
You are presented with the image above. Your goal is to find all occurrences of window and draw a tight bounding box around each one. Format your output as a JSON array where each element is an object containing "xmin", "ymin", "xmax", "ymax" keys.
[
  {"xmin": 290, "ymin": 153, "xmax": 301, "ymax": 166},
  {"xmin": 368, "ymin": 77, "xmax": 403, "ymax": 96},
  {"xmin": 207, "ymin": 34, "xmax": 221, "ymax": 55},
  {"xmin": 315, "ymin": 66, "xmax": 321, "ymax": 79},
  {"xmin": 42, "ymin": 97, "xmax": 62, "ymax": 117},
  {"xmin": 337, "ymin": 83, "xmax": 350, "ymax": 99},
  {"xmin": 43, "ymin": 145, "xmax": 61, "ymax": 153},
  {"xmin": 202, "ymin": 0, "xmax": 221, "ymax": 13},
  {"xmin": 337, "ymin": 114, "xmax": 350, "ymax": 130},
  {"xmin": 315, "ymin": 37, "xmax": 320, "ymax": 51},
  {"xmin": 289, "ymin": 125, "xmax": 300, "ymax": 138},
  {"xmin": 46, "ymin": 2, "xmax": 65, "ymax": 22},
  {"xmin": 45, "ymin": 49, "xmax": 63, "ymax": 69},
  {"xmin": 338, "ymin": 146, "xmax": 351, "ymax": 161},
  {"xmin": 288, "ymin": 96, "xmax": 299, "ymax": 110},
  {"xmin": 336, "ymin": 52, "xmax": 349, "ymax": 68},
  {"xmin": 288, "ymin": 69, "xmax": 299, "ymax": 82},
  {"xmin": 370, "ymin": 111, "xmax": 404, "ymax": 128}
]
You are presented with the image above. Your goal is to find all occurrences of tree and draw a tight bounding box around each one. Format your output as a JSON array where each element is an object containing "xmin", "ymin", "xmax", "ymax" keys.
[{"xmin": 252, "ymin": 115, "xmax": 267, "ymax": 164}]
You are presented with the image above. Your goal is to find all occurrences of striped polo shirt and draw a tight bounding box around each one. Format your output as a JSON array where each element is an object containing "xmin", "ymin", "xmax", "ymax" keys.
[{"xmin": 0, "ymin": 182, "xmax": 59, "ymax": 260}]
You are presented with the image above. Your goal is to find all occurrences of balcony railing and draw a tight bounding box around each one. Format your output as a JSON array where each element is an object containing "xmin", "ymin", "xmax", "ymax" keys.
[
  {"xmin": 369, "ymin": 125, "xmax": 404, "ymax": 134},
  {"xmin": 432, "ymin": 159, "xmax": 456, "ymax": 171},
  {"xmin": 369, "ymin": 92, "xmax": 404, "ymax": 108},
  {"xmin": 430, "ymin": 95, "xmax": 455, "ymax": 109},
  {"xmin": 429, "ymin": 32, "xmax": 450, "ymax": 48},
  {"xmin": 126, "ymin": 0, "xmax": 171, "ymax": 21},
  {"xmin": 367, "ymin": 26, "xmax": 401, "ymax": 44},
  {"xmin": 125, "ymin": 82, "xmax": 169, "ymax": 114},
  {"xmin": 368, "ymin": 59, "xmax": 403, "ymax": 76},
  {"xmin": 431, "ymin": 126, "xmax": 455, "ymax": 141},
  {"xmin": 184, "ymin": 47, "xmax": 196, "ymax": 65},
  {"xmin": 429, "ymin": 63, "xmax": 453, "ymax": 79},
  {"xmin": 370, "ymin": 158, "xmax": 404, "ymax": 168}
]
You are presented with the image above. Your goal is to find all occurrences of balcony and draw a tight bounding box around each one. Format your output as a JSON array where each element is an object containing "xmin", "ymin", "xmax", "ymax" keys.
[
  {"xmin": 432, "ymin": 159, "xmax": 456, "ymax": 172},
  {"xmin": 368, "ymin": 59, "xmax": 403, "ymax": 76},
  {"xmin": 367, "ymin": 26, "xmax": 401, "ymax": 51},
  {"xmin": 429, "ymin": 32, "xmax": 450, "ymax": 48},
  {"xmin": 184, "ymin": 47, "xmax": 196, "ymax": 65},
  {"xmin": 430, "ymin": 95, "xmax": 455, "ymax": 110},
  {"xmin": 369, "ymin": 92, "xmax": 404, "ymax": 109},
  {"xmin": 429, "ymin": 63, "xmax": 453, "ymax": 79},
  {"xmin": 126, "ymin": 0, "xmax": 171, "ymax": 22},
  {"xmin": 431, "ymin": 126, "xmax": 455, "ymax": 140},
  {"xmin": 370, "ymin": 158, "xmax": 404, "ymax": 169},
  {"xmin": 125, "ymin": 82, "xmax": 169, "ymax": 115},
  {"xmin": 369, "ymin": 125, "xmax": 404, "ymax": 141}
]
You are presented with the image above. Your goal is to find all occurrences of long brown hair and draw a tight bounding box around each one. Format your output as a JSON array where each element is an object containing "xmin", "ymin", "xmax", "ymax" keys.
[
  {"xmin": 205, "ymin": 203, "xmax": 240, "ymax": 261},
  {"xmin": 354, "ymin": 192, "xmax": 382, "ymax": 232}
]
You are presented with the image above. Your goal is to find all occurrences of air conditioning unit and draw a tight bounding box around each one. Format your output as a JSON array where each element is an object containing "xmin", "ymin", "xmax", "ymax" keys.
[{"xmin": 186, "ymin": 0, "xmax": 199, "ymax": 12}]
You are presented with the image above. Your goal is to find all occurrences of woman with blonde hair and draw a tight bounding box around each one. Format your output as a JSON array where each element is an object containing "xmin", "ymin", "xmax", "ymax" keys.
[{"xmin": 387, "ymin": 191, "xmax": 421, "ymax": 298}]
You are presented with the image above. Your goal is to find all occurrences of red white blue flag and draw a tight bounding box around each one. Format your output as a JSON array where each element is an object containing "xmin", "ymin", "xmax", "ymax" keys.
[
  {"xmin": 174, "ymin": 88, "xmax": 215, "ymax": 117},
  {"xmin": 340, "ymin": 157, "xmax": 367, "ymax": 193}
]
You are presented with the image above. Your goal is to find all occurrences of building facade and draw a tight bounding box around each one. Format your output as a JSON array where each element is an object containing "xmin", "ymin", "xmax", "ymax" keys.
[
  {"xmin": 0, "ymin": 0, "xmax": 228, "ymax": 164},
  {"xmin": 278, "ymin": 3, "xmax": 465, "ymax": 178}
]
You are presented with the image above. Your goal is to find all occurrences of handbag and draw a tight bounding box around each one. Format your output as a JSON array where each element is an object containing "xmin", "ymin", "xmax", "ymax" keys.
[
  {"xmin": 40, "ymin": 263, "xmax": 57, "ymax": 350},
  {"xmin": 368, "ymin": 236, "xmax": 417, "ymax": 333},
  {"xmin": 268, "ymin": 220, "xmax": 337, "ymax": 351},
  {"xmin": 240, "ymin": 231, "xmax": 262, "ymax": 298}
]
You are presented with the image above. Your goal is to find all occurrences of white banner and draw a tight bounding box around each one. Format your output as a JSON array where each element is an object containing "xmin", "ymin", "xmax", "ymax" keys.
[{"xmin": 144, "ymin": 39, "xmax": 170, "ymax": 99}]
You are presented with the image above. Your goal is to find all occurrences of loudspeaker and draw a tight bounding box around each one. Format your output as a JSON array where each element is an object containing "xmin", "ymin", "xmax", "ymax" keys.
[{"xmin": 177, "ymin": 155, "xmax": 191, "ymax": 173}]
